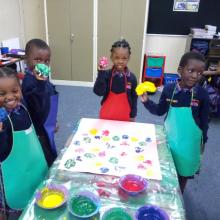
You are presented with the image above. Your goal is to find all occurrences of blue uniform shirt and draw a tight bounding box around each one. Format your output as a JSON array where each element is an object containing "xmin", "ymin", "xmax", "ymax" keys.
[{"xmin": 143, "ymin": 82, "xmax": 210, "ymax": 143}]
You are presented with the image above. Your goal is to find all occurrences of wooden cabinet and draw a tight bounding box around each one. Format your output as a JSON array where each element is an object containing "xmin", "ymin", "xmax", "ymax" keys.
[{"xmin": 47, "ymin": 0, "xmax": 148, "ymax": 82}]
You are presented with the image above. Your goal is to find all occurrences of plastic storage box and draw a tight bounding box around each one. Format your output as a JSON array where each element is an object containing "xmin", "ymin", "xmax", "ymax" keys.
[{"xmin": 164, "ymin": 73, "xmax": 180, "ymax": 85}]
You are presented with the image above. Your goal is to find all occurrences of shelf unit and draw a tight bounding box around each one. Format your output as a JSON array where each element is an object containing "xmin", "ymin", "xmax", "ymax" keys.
[
  {"xmin": 142, "ymin": 54, "xmax": 166, "ymax": 87},
  {"xmin": 185, "ymin": 35, "xmax": 220, "ymax": 70}
]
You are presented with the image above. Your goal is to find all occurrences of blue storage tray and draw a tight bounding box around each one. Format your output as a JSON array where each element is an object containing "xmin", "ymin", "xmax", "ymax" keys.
[
  {"xmin": 164, "ymin": 73, "xmax": 180, "ymax": 85},
  {"xmin": 146, "ymin": 68, "xmax": 163, "ymax": 77}
]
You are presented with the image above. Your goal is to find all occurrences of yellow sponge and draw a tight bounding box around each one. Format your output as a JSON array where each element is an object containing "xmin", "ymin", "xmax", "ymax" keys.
[{"xmin": 135, "ymin": 81, "xmax": 157, "ymax": 96}]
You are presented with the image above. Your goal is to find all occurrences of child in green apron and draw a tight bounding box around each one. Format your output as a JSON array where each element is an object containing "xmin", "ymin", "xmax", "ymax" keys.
[
  {"xmin": 0, "ymin": 67, "xmax": 48, "ymax": 219},
  {"xmin": 140, "ymin": 52, "xmax": 210, "ymax": 193}
]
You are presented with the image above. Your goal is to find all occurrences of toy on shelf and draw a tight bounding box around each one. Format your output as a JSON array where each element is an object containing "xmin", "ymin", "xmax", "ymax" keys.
[
  {"xmin": 99, "ymin": 56, "xmax": 108, "ymax": 69},
  {"xmin": 34, "ymin": 63, "xmax": 51, "ymax": 78},
  {"xmin": 135, "ymin": 81, "xmax": 157, "ymax": 96}
]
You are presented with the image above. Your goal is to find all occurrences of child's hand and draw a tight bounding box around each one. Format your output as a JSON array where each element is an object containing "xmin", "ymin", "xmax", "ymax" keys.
[
  {"xmin": 98, "ymin": 56, "xmax": 108, "ymax": 71},
  {"xmin": 140, "ymin": 92, "xmax": 148, "ymax": 103},
  {"xmin": 0, "ymin": 122, "xmax": 3, "ymax": 132},
  {"xmin": 33, "ymin": 70, "xmax": 47, "ymax": 81}
]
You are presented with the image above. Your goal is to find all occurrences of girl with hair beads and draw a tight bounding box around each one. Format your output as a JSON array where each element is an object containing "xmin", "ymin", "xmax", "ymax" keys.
[
  {"xmin": 0, "ymin": 67, "xmax": 47, "ymax": 219},
  {"xmin": 93, "ymin": 39, "xmax": 138, "ymax": 121}
]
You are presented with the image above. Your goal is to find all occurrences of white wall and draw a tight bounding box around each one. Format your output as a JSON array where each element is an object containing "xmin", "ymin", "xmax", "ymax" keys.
[
  {"xmin": 0, "ymin": 0, "xmax": 24, "ymax": 47},
  {"xmin": 0, "ymin": 0, "xmax": 46, "ymax": 49},
  {"xmin": 145, "ymin": 34, "xmax": 188, "ymax": 74}
]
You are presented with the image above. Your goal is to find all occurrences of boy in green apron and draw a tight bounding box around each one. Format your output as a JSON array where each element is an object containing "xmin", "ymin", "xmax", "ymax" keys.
[
  {"xmin": 0, "ymin": 67, "xmax": 48, "ymax": 219},
  {"xmin": 140, "ymin": 52, "xmax": 210, "ymax": 193}
]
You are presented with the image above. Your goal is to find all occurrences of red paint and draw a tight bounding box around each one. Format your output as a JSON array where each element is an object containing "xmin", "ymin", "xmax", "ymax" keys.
[
  {"xmin": 122, "ymin": 179, "xmax": 144, "ymax": 192},
  {"xmin": 96, "ymin": 181, "xmax": 106, "ymax": 187},
  {"xmin": 102, "ymin": 130, "xmax": 110, "ymax": 136},
  {"xmin": 97, "ymin": 189, "xmax": 111, "ymax": 197}
]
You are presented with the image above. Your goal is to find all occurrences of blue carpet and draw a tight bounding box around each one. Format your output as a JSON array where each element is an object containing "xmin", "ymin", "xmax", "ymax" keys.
[{"xmin": 55, "ymin": 85, "xmax": 220, "ymax": 220}]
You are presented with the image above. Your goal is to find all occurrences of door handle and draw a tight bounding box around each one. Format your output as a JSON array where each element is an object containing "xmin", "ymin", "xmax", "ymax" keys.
[{"xmin": 70, "ymin": 33, "xmax": 75, "ymax": 42}]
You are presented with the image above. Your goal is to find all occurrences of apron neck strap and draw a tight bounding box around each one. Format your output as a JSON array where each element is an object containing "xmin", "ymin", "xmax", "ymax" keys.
[
  {"xmin": 7, "ymin": 104, "xmax": 32, "ymax": 132},
  {"xmin": 110, "ymin": 68, "xmax": 127, "ymax": 91},
  {"xmin": 170, "ymin": 84, "xmax": 194, "ymax": 107}
]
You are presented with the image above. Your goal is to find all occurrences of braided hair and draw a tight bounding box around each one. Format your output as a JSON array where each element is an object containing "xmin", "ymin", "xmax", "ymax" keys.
[
  {"xmin": 111, "ymin": 39, "xmax": 131, "ymax": 55},
  {"xmin": 0, "ymin": 67, "xmax": 19, "ymax": 83}
]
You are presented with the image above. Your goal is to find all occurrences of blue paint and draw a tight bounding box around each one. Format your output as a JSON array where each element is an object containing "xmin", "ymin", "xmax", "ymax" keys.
[{"xmin": 100, "ymin": 167, "xmax": 109, "ymax": 173}]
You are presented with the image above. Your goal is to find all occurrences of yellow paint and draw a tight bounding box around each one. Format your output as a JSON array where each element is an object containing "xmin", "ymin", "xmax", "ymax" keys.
[
  {"xmin": 91, "ymin": 147, "xmax": 100, "ymax": 152},
  {"xmin": 41, "ymin": 194, "xmax": 63, "ymax": 208},
  {"xmin": 130, "ymin": 137, "xmax": 138, "ymax": 142},
  {"xmin": 146, "ymin": 168, "xmax": 154, "ymax": 177},
  {"xmin": 89, "ymin": 128, "xmax": 98, "ymax": 135},
  {"xmin": 102, "ymin": 137, "xmax": 110, "ymax": 142},
  {"xmin": 135, "ymin": 155, "xmax": 145, "ymax": 162},
  {"xmin": 95, "ymin": 162, "xmax": 103, "ymax": 167}
]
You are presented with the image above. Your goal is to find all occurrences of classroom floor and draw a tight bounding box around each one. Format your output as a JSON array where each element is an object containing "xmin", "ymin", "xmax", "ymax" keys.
[{"xmin": 55, "ymin": 85, "xmax": 220, "ymax": 220}]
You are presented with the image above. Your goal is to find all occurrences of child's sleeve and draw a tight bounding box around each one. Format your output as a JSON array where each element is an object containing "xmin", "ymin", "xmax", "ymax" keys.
[
  {"xmin": 0, "ymin": 122, "xmax": 12, "ymax": 162},
  {"xmin": 93, "ymin": 70, "xmax": 109, "ymax": 96},
  {"xmin": 143, "ymin": 87, "xmax": 169, "ymax": 116},
  {"xmin": 199, "ymin": 90, "xmax": 210, "ymax": 143},
  {"xmin": 22, "ymin": 77, "xmax": 49, "ymax": 117},
  {"xmin": 130, "ymin": 74, "xmax": 138, "ymax": 118}
]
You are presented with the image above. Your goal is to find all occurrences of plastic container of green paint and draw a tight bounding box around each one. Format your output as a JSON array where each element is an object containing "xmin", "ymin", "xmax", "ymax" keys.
[{"xmin": 68, "ymin": 190, "xmax": 101, "ymax": 218}]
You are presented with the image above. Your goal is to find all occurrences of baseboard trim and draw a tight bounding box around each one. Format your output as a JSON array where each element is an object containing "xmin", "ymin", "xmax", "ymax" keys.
[{"xmin": 51, "ymin": 80, "xmax": 94, "ymax": 87}]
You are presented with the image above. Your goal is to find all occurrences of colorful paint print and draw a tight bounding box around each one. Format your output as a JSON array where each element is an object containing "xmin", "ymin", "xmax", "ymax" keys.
[{"xmin": 58, "ymin": 118, "xmax": 162, "ymax": 180}]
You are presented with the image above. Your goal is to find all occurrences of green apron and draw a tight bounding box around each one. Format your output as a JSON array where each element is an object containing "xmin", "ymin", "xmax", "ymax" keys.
[
  {"xmin": 1, "ymin": 105, "xmax": 48, "ymax": 210},
  {"xmin": 164, "ymin": 86, "xmax": 202, "ymax": 176}
]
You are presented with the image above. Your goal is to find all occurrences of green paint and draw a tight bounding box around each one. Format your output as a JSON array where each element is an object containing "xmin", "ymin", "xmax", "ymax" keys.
[
  {"xmin": 64, "ymin": 159, "xmax": 75, "ymax": 169},
  {"xmin": 102, "ymin": 208, "xmax": 132, "ymax": 220},
  {"xmin": 139, "ymin": 142, "xmax": 147, "ymax": 146},
  {"xmin": 70, "ymin": 196, "xmax": 97, "ymax": 216},
  {"xmin": 84, "ymin": 153, "xmax": 96, "ymax": 158},
  {"xmin": 112, "ymin": 136, "xmax": 120, "ymax": 141},
  {"xmin": 109, "ymin": 157, "xmax": 119, "ymax": 164}
]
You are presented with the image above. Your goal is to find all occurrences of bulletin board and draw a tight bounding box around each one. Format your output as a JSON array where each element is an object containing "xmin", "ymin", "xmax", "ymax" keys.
[{"xmin": 147, "ymin": 0, "xmax": 220, "ymax": 35}]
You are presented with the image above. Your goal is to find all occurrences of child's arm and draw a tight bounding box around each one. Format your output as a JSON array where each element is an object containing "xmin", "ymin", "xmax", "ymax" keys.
[
  {"xmin": 93, "ymin": 70, "xmax": 109, "ymax": 96},
  {"xmin": 0, "ymin": 122, "xmax": 11, "ymax": 161},
  {"xmin": 130, "ymin": 74, "xmax": 138, "ymax": 120},
  {"xmin": 140, "ymin": 87, "xmax": 169, "ymax": 116},
  {"xmin": 22, "ymin": 75, "xmax": 49, "ymax": 118},
  {"xmin": 199, "ymin": 89, "xmax": 210, "ymax": 144}
]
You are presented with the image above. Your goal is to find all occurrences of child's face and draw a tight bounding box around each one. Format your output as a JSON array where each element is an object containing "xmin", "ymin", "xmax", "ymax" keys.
[
  {"xmin": 111, "ymin": 47, "xmax": 130, "ymax": 72},
  {"xmin": 179, "ymin": 59, "xmax": 205, "ymax": 89},
  {"xmin": 0, "ymin": 77, "xmax": 21, "ymax": 111},
  {"xmin": 26, "ymin": 46, "xmax": 51, "ymax": 70}
]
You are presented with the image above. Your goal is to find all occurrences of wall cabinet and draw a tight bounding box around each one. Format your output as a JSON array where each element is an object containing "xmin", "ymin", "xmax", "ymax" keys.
[{"xmin": 47, "ymin": 0, "xmax": 148, "ymax": 82}]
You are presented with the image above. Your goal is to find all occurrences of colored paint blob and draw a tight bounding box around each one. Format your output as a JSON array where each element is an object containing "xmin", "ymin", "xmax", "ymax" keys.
[
  {"xmin": 121, "ymin": 179, "xmax": 143, "ymax": 192},
  {"xmin": 102, "ymin": 208, "xmax": 133, "ymax": 220},
  {"xmin": 136, "ymin": 205, "xmax": 170, "ymax": 220},
  {"xmin": 131, "ymin": 137, "xmax": 138, "ymax": 142},
  {"xmin": 70, "ymin": 196, "xmax": 97, "ymax": 217},
  {"xmin": 89, "ymin": 128, "xmax": 98, "ymax": 135},
  {"xmin": 109, "ymin": 157, "xmax": 119, "ymax": 164},
  {"xmin": 139, "ymin": 142, "xmax": 147, "ymax": 146},
  {"xmin": 42, "ymin": 194, "xmax": 64, "ymax": 208},
  {"xmin": 84, "ymin": 153, "xmax": 96, "ymax": 158},
  {"xmin": 64, "ymin": 159, "xmax": 76, "ymax": 169},
  {"xmin": 112, "ymin": 136, "xmax": 120, "ymax": 141},
  {"xmin": 36, "ymin": 185, "xmax": 68, "ymax": 209},
  {"xmin": 102, "ymin": 136, "xmax": 110, "ymax": 142},
  {"xmin": 122, "ymin": 135, "xmax": 129, "ymax": 139},
  {"xmin": 100, "ymin": 167, "xmax": 109, "ymax": 173},
  {"xmin": 119, "ymin": 174, "xmax": 147, "ymax": 195}
]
